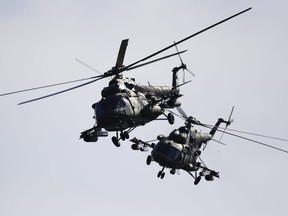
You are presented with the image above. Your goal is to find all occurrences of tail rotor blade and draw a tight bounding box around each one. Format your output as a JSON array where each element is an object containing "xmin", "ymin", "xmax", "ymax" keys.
[
  {"xmin": 173, "ymin": 42, "xmax": 195, "ymax": 82},
  {"xmin": 174, "ymin": 41, "xmax": 187, "ymax": 82},
  {"xmin": 219, "ymin": 106, "xmax": 234, "ymax": 141},
  {"xmin": 186, "ymin": 67, "xmax": 195, "ymax": 77},
  {"xmin": 228, "ymin": 106, "xmax": 235, "ymax": 123},
  {"xmin": 174, "ymin": 41, "xmax": 184, "ymax": 64}
]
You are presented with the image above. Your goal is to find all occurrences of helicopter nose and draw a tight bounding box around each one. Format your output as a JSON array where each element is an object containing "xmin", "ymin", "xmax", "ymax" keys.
[
  {"xmin": 97, "ymin": 113, "xmax": 117, "ymax": 126},
  {"xmin": 152, "ymin": 151, "xmax": 174, "ymax": 165}
]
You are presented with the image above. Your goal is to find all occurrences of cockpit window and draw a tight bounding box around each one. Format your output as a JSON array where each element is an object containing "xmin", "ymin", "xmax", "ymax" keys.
[
  {"xmin": 154, "ymin": 142, "xmax": 180, "ymax": 159},
  {"xmin": 95, "ymin": 95, "xmax": 127, "ymax": 118}
]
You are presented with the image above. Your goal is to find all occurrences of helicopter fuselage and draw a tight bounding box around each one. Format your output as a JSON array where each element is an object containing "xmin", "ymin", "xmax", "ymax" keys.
[
  {"xmin": 138, "ymin": 118, "xmax": 230, "ymax": 182},
  {"xmin": 92, "ymin": 77, "xmax": 178, "ymax": 131}
]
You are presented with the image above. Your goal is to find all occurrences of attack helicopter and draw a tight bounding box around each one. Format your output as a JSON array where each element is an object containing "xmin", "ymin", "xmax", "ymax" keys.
[
  {"xmin": 0, "ymin": 8, "xmax": 252, "ymax": 147},
  {"xmin": 130, "ymin": 107, "xmax": 288, "ymax": 185}
]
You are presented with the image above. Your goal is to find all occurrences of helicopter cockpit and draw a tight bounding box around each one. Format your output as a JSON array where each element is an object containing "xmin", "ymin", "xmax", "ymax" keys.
[
  {"xmin": 93, "ymin": 94, "xmax": 130, "ymax": 128},
  {"xmin": 152, "ymin": 140, "xmax": 183, "ymax": 164}
]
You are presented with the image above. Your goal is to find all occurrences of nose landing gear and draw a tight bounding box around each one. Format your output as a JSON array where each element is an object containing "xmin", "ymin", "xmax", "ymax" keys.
[
  {"xmin": 112, "ymin": 130, "xmax": 132, "ymax": 147},
  {"xmin": 157, "ymin": 167, "xmax": 165, "ymax": 179},
  {"xmin": 112, "ymin": 136, "xmax": 121, "ymax": 147}
]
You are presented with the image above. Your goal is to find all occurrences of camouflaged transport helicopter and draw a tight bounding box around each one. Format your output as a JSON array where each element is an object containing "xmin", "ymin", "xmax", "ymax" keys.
[
  {"xmin": 79, "ymin": 39, "xmax": 192, "ymax": 147},
  {"xmin": 130, "ymin": 107, "xmax": 233, "ymax": 185}
]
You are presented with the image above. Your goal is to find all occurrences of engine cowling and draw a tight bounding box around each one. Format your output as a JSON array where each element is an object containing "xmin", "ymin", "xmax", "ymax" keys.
[
  {"xmin": 166, "ymin": 99, "xmax": 181, "ymax": 107},
  {"xmin": 142, "ymin": 105, "xmax": 162, "ymax": 117}
]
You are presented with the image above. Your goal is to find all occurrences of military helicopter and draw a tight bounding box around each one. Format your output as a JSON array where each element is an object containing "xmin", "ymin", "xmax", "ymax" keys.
[
  {"xmin": 130, "ymin": 107, "xmax": 234, "ymax": 185},
  {"xmin": 130, "ymin": 107, "xmax": 288, "ymax": 185},
  {"xmin": 78, "ymin": 40, "xmax": 193, "ymax": 147},
  {"xmin": 0, "ymin": 8, "xmax": 252, "ymax": 147}
]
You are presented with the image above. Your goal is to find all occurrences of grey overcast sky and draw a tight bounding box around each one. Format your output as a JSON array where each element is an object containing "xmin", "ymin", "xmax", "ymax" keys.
[{"xmin": 1, "ymin": 0, "xmax": 288, "ymax": 216}]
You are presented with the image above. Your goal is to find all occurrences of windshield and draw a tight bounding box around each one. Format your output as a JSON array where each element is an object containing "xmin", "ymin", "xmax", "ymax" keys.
[
  {"xmin": 95, "ymin": 95, "xmax": 127, "ymax": 118},
  {"xmin": 104, "ymin": 95, "xmax": 126, "ymax": 109},
  {"xmin": 154, "ymin": 142, "xmax": 180, "ymax": 159}
]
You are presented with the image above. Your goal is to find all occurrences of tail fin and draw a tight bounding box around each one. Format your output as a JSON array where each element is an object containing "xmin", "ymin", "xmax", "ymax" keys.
[
  {"xmin": 209, "ymin": 118, "xmax": 232, "ymax": 137},
  {"xmin": 172, "ymin": 68, "xmax": 180, "ymax": 92},
  {"xmin": 210, "ymin": 107, "xmax": 234, "ymax": 137},
  {"xmin": 209, "ymin": 118, "xmax": 225, "ymax": 137}
]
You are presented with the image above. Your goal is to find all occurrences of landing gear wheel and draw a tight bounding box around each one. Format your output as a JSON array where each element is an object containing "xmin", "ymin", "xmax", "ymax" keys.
[
  {"xmin": 120, "ymin": 131, "xmax": 129, "ymax": 140},
  {"xmin": 112, "ymin": 136, "xmax": 120, "ymax": 147},
  {"xmin": 120, "ymin": 133, "xmax": 125, "ymax": 141},
  {"xmin": 123, "ymin": 131, "xmax": 129, "ymax": 139},
  {"xmin": 170, "ymin": 169, "xmax": 176, "ymax": 175},
  {"xmin": 167, "ymin": 113, "xmax": 175, "ymax": 125},
  {"xmin": 157, "ymin": 170, "xmax": 165, "ymax": 179},
  {"xmin": 194, "ymin": 176, "xmax": 201, "ymax": 185},
  {"xmin": 131, "ymin": 144, "xmax": 138, "ymax": 150},
  {"xmin": 146, "ymin": 155, "xmax": 152, "ymax": 165}
]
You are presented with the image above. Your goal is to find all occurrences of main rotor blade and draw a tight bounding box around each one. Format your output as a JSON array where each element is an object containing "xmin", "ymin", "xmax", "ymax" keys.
[
  {"xmin": 222, "ymin": 129, "xmax": 288, "ymax": 154},
  {"xmin": 127, "ymin": 50, "xmax": 187, "ymax": 71},
  {"xmin": 0, "ymin": 75, "xmax": 101, "ymax": 97},
  {"xmin": 224, "ymin": 128, "xmax": 288, "ymax": 142},
  {"xmin": 200, "ymin": 123, "xmax": 288, "ymax": 154},
  {"xmin": 18, "ymin": 77, "xmax": 104, "ymax": 105},
  {"xmin": 176, "ymin": 106, "xmax": 188, "ymax": 118},
  {"xmin": 202, "ymin": 122, "xmax": 288, "ymax": 142},
  {"xmin": 212, "ymin": 138, "xmax": 227, "ymax": 146},
  {"xmin": 115, "ymin": 39, "xmax": 129, "ymax": 68},
  {"xmin": 125, "ymin": 7, "xmax": 252, "ymax": 70},
  {"xmin": 75, "ymin": 58, "xmax": 103, "ymax": 75},
  {"xmin": 168, "ymin": 110, "xmax": 186, "ymax": 121}
]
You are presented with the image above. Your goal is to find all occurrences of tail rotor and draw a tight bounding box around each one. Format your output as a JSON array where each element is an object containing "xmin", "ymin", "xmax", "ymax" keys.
[
  {"xmin": 219, "ymin": 106, "xmax": 234, "ymax": 141},
  {"xmin": 174, "ymin": 41, "xmax": 195, "ymax": 83}
]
